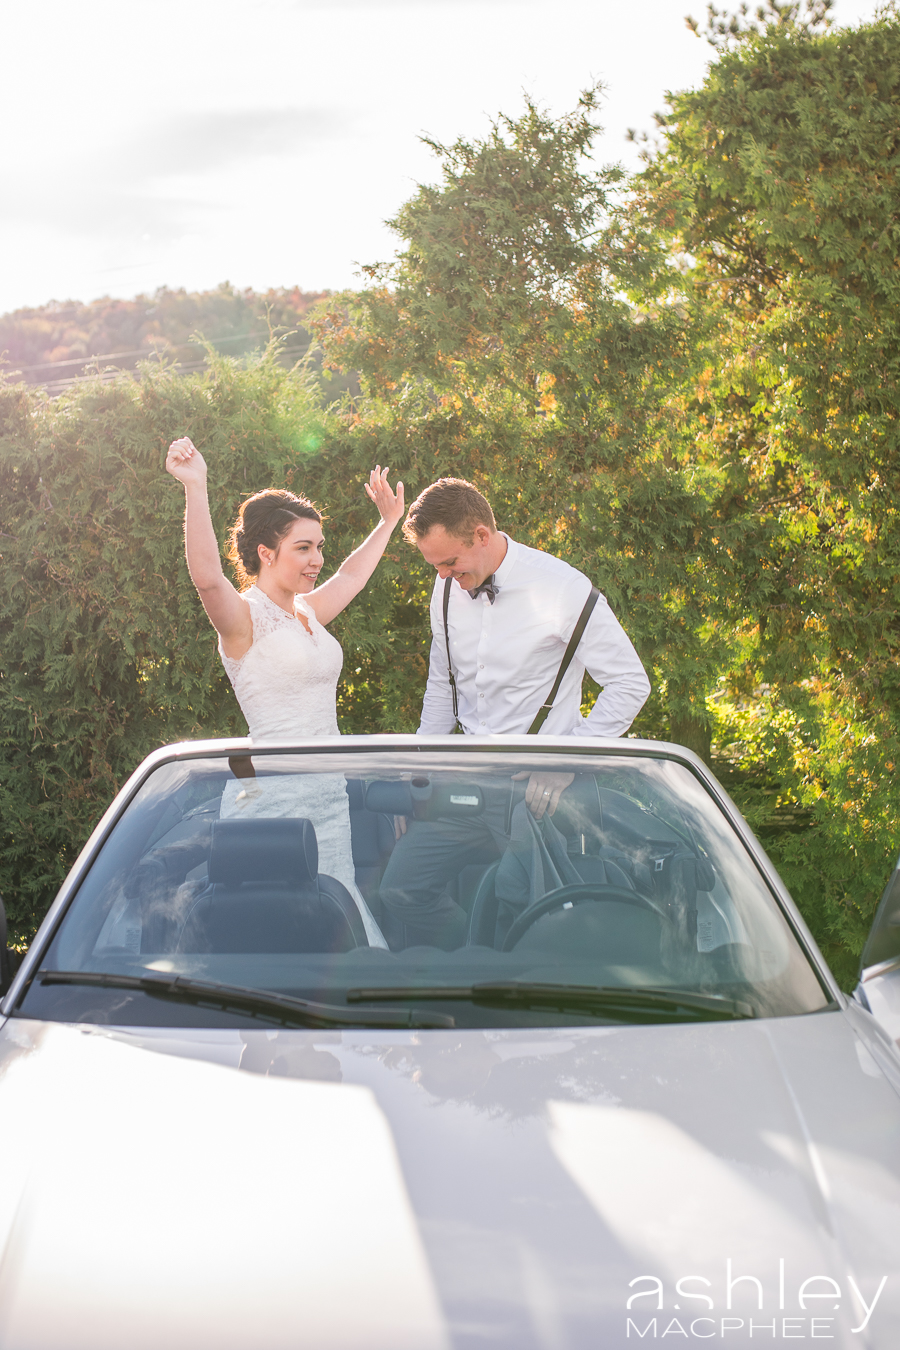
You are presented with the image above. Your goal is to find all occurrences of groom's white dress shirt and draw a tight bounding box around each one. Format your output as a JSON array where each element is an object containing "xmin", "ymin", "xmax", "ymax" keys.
[{"xmin": 417, "ymin": 535, "xmax": 651, "ymax": 738}]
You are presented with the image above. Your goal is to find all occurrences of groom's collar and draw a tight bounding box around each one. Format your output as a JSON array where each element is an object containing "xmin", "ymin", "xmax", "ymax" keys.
[
  {"xmin": 467, "ymin": 534, "xmax": 515, "ymax": 601},
  {"xmin": 493, "ymin": 533, "xmax": 517, "ymax": 588}
]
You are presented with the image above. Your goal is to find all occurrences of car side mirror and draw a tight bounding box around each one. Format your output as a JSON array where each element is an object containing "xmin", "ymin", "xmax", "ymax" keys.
[
  {"xmin": 855, "ymin": 857, "xmax": 900, "ymax": 1043},
  {"xmin": 859, "ymin": 855, "xmax": 900, "ymax": 976}
]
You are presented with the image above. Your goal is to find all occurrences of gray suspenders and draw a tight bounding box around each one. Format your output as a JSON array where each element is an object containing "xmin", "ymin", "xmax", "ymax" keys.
[
  {"xmin": 526, "ymin": 585, "xmax": 601, "ymax": 733},
  {"xmin": 441, "ymin": 577, "xmax": 463, "ymax": 732},
  {"xmin": 441, "ymin": 576, "xmax": 601, "ymax": 735}
]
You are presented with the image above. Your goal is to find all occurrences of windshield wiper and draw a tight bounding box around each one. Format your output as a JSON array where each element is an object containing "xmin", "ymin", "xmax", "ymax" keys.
[
  {"xmin": 346, "ymin": 982, "xmax": 754, "ymax": 1022},
  {"xmin": 37, "ymin": 970, "xmax": 455, "ymax": 1030}
]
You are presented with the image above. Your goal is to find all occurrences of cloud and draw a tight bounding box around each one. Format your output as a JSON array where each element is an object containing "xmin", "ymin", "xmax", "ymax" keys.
[
  {"xmin": 122, "ymin": 107, "xmax": 351, "ymax": 180},
  {"xmin": 0, "ymin": 106, "xmax": 350, "ymax": 241}
]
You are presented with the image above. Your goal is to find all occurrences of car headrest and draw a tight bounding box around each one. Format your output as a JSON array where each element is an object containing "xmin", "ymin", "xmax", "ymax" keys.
[
  {"xmin": 208, "ymin": 818, "xmax": 318, "ymax": 886},
  {"xmin": 551, "ymin": 776, "xmax": 603, "ymax": 841}
]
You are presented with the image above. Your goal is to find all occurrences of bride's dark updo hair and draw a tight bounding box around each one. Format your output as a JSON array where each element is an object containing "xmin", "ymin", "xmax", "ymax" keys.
[{"xmin": 225, "ymin": 488, "xmax": 322, "ymax": 589}]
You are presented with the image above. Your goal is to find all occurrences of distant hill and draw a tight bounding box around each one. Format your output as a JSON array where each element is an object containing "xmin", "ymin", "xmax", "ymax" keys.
[{"xmin": 0, "ymin": 283, "xmax": 348, "ymax": 396}]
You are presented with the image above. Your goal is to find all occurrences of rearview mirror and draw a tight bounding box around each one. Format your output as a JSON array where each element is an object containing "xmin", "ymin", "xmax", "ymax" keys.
[{"xmin": 364, "ymin": 779, "xmax": 484, "ymax": 819}]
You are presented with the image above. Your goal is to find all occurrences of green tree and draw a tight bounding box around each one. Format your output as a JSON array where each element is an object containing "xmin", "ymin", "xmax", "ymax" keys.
[
  {"xmin": 686, "ymin": 0, "xmax": 835, "ymax": 48},
  {"xmin": 622, "ymin": 3, "xmax": 900, "ymax": 980}
]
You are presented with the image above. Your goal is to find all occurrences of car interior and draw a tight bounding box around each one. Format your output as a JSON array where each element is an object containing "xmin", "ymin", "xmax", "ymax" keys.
[
  {"xmin": 82, "ymin": 767, "xmax": 745, "ymax": 973},
  {"xmin": 24, "ymin": 754, "xmax": 834, "ymax": 1024}
]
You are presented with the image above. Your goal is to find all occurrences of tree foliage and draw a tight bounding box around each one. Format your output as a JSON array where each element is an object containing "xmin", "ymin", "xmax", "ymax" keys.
[
  {"xmin": 617, "ymin": 5, "xmax": 900, "ymax": 982},
  {"xmin": 0, "ymin": 283, "xmax": 354, "ymax": 400},
  {"xmin": 686, "ymin": 0, "xmax": 835, "ymax": 49}
]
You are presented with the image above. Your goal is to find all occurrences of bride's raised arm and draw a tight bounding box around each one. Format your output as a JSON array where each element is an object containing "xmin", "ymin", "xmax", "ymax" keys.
[
  {"xmin": 305, "ymin": 466, "xmax": 404, "ymax": 626},
  {"xmin": 165, "ymin": 437, "xmax": 252, "ymax": 659}
]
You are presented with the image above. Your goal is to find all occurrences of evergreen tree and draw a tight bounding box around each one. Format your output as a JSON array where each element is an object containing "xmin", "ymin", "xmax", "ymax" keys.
[{"xmin": 623, "ymin": 3, "xmax": 900, "ymax": 979}]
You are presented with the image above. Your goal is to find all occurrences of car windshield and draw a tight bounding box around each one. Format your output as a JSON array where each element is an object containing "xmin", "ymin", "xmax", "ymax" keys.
[{"xmin": 18, "ymin": 748, "xmax": 831, "ymax": 1028}]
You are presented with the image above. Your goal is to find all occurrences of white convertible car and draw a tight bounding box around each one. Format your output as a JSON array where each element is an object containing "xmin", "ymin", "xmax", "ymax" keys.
[{"xmin": 1, "ymin": 735, "xmax": 898, "ymax": 1349}]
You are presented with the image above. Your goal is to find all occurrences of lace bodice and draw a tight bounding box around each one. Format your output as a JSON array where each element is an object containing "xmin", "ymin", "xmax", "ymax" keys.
[{"xmin": 219, "ymin": 585, "xmax": 342, "ymax": 741}]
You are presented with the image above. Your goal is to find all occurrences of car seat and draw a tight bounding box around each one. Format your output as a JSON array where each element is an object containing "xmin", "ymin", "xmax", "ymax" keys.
[{"xmin": 177, "ymin": 818, "xmax": 368, "ymax": 954}]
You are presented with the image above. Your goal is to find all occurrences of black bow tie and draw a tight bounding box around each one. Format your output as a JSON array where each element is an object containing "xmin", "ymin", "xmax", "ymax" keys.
[{"xmin": 468, "ymin": 576, "xmax": 498, "ymax": 603}]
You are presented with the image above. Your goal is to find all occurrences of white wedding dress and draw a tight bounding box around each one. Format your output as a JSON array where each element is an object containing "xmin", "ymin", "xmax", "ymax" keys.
[{"xmin": 218, "ymin": 584, "xmax": 385, "ymax": 946}]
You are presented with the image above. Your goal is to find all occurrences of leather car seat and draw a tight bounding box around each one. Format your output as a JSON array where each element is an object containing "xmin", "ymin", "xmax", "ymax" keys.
[{"xmin": 177, "ymin": 818, "xmax": 368, "ymax": 954}]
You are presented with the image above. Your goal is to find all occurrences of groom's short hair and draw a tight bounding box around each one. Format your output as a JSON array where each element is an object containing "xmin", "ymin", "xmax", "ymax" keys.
[{"xmin": 403, "ymin": 478, "xmax": 496, "ymax": 544}]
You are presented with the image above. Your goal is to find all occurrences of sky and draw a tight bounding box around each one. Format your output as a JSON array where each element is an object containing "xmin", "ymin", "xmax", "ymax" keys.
[{"xmin": 1, "ymin": 0, "xmax": 881, "ymax": 315}]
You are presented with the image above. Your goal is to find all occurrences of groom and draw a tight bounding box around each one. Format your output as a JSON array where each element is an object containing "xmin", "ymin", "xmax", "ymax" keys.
[{"xmin": 379, "ymin": 477, "xmax": 651, "ymax": 947}]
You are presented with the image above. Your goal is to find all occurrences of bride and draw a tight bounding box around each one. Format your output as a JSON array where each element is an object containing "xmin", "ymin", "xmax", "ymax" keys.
[{"xmin": 165, "ymin": 435, "xmax": 404, "ymax": 946}]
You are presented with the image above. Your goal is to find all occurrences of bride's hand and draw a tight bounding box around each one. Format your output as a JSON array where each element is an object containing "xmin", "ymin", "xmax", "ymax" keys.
[
  {"xmin": 364, "ymin": 465, "xmax": 404, "ymax": 529},
  {"xmin": 166, "ymin": 436, "xmax": 208, "ymax": 487}
]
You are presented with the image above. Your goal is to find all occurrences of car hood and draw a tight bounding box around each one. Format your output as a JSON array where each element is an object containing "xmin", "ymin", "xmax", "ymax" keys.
[{"xmin": 0, "ymin": 1010, "xmax": 898, "ymax": 1349}]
